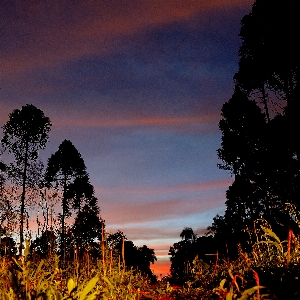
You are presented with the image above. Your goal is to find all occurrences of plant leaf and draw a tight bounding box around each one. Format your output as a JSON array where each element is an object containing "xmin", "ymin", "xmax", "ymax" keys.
[
  {"xmin": 220, "ymin": 279, "xmax": 226, "ymax": 289},
  {"xmin": 226, "ymin": 286, "xmax": 233, "ymax": 300},
  {"xmin": 238, "ymin": 286, "xmax": 264, "ymax": 300},
  {"xmin": 80, "ymin": 276, "xmax": 99, "ymax": 300},
  {"xmin": 86, "ymin": 291, "xmax": 99, "ymax": 300},
  {"xmin": 261, "ymin": 226, "xmax": 281, "ymax": 243},
  {"xmin": 67, "ymin": 278, "xmax": 76, "ymax": 294},
  {"xmin": 257, "ymin": 240, "xmax": 283, "ymax": 254},
  {"xmin": 24, "ymin": 239, "xmax": 31, "ymax": 257},
  {"xmin": 103, "ymin": 276, "xmax": 114, "ymax": 289}
]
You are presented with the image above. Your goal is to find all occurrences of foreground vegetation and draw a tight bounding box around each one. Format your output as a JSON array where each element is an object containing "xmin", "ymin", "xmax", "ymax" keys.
[{"xmin": 1, "ymin": 216, "xmax": 300, "ymax": 299}]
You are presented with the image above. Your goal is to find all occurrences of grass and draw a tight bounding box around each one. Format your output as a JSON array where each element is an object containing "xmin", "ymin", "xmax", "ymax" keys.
[{"xmin": 1, "ymin": 217, "xmax": 300, "ymax": 299}]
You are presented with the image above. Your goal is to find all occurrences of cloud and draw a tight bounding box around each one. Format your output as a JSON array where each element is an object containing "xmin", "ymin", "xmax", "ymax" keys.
[
  {"xmin": 0, "ymin": 0, "xmax": 252, "ymax": 130},
  {"xmin": 101, "ymin": 198, "xmax": 194, "ymax": 224},
  {"xmin": 54, "ymin": 115, "xmax": 215, "ymax": 127},
  {"xmin": 96, "ymin": 178, "xmax": 230, "ymax": 196},
  {"xmin": 0, "ymin": 102, "xmax": 220, "ymax": 134},
  {"xmin": 0, "ymin": 0, "xmax": 253, "ymax": 76}
]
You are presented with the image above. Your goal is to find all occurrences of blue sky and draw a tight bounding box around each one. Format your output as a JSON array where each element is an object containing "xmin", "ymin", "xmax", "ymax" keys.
[{"xmin": 0, "ymin": 0, "xmax": 254, "ymax": 276}]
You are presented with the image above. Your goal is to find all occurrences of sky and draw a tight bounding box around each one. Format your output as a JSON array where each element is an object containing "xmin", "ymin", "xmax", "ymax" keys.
[{"xmin": 0, "ymin": 0, "xmax": 254, "ymax": 277}]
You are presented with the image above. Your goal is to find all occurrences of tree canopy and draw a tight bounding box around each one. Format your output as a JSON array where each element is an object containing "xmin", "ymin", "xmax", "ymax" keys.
[
  {"xmin": 1, "ymin": 104, "xmax": 51, "ymax": 254},
  {"xmin": 211, "ymin": 0, "xmax": 300, "ymax": 255},
  {"xmin": 45, "ymin": 139, "xmax": 100, "ymax": 260}
]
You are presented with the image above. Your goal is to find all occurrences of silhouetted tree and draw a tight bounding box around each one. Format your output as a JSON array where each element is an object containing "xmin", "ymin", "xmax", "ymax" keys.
[
  {"xmin": 234, "ymin": 0, "xmax": 300, "ymax": 118},
  {"xmin": 0, "ymin": 161, "xmax": 6, "ymax": 189},
  {"xmin": 169, "ymin": 228, "xmax": 197, "ymax": 284},
  {"xmin": 45, "ymin": 139, "xmax": 88, "ymax": 260},
  {"xmin": 213, "ymin": 0, "xmax": 300, "ymax": 251},
  {"xmin": 218, "ymin": 88, "xmax": 267, "ymax": 177},
  {"xmin": 180, "ymin": 227, "xmax": 197, "ymax": 242},
  {"xmin": 169, "ymin": 228, "xmax": 225, "ymax": 284},
  {"xmin": 0, "ymin": 234, "xmax": 17, "ymax": 257},
  {"xmin": 65, "ymin": 174, "xmax": 102, "ymax": 254},
  {"xmin": 216, "ymin": 91, "xmax": 298, "ymax": 248},
  {"xmin": 30, "ymin": 230, "xmax": 57, "ymax": 259},
  {"xmin": 136, "ymin": 245, "xmax": 157, "ymax": 280},
  {"xmin": 72, "ymin": 198, "xmax": 103, "ymax": 257},
  {"xmin": 107, "ymin": 230, "xmax": 125, "ymax": 251},
  {"xmin": 107, "ymin": 231, "xmax": 157, "ymax": 280},
  {"xmin": 235, "ymin": 0, "xmax": 300, "ymax": 164},
  {"xmin": 68, "ymin": 175, "xmax": 94, "ymax": 213},
  {"xmin": 1, "ymin": 104, "xmax": 51, "ymax": 254},
  {"xmin": 217, "ymin": 90, "xmax": 270, "ymax": 240}
]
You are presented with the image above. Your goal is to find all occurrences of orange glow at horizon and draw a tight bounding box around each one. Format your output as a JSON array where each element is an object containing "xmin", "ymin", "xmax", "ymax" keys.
[
  {"xmin": 151, "ymin": 257, "xmax": 171, "ymax": 278},
  {"xmin": 50, "ymin": 114, "xmax": 220, "ymax": 128}
]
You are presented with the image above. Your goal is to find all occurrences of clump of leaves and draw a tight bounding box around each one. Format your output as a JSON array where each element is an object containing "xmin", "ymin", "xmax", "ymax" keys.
[{"xmin": 245, "ymin": 217, "xmax": 300, "ymax": 299}]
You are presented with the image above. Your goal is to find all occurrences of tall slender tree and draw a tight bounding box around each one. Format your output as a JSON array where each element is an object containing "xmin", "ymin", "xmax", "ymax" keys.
[
  {"xmin": 0, "ymin": 161, "xmax": 5, "ymax": 189},
  {"xmin": 45, "ymin": 139, "xmax": 89, "ymax": 259},
  {"xmin": 1, "ymin": 104, "xmax": 51, "ymax": 254}
]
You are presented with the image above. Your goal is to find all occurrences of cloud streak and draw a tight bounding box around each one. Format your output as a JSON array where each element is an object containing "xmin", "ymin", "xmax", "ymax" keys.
[
  {"xmin": 0, "ymin": 0, "xmax": 253, "ymax": 76},
  {"xmin": 51, "ymin": 115, "xmax": 220, "ymax": 128},
  {"xmin": 96, "ymin": 178, "xmax": 231, "ymax": 196},
  {"xmin": 101, "ymin": 195, "xmax": 226, "ymax": 225}
]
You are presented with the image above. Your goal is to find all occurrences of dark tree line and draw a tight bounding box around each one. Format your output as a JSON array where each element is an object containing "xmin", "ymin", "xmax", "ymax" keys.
[
  {"xmin": 211, "ymin": 0, "xmax": 300, "ymax": 250},
  {"xmin": 168, "ymin": 227, "xmax": 218, "ymax": 285},
  {"xmin": 0, "ymin": 104, "xmax": 156, "ymax": 279},
  {"xmin": 0, "ymin": 104, "xmax": 103, "ymax": 258},
  {"xmin": 107, "ymin": 231, "xmax": 157, "ymax": 280},
  {"xmin": 169, "ymin": 0, "xmax": 300, "ymax": 284}
]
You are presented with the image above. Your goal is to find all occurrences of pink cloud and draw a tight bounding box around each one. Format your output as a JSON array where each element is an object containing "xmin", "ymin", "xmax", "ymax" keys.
[
  {"xmin": 51, "ymin": 114, "xmax": 219, "ymax": 128},
  {"xmin": 96, "ymin": 178, "xmax": 231, "ymax": 197},
  {"xmin": 96, "ymin": 179, "xmax": 231, "ymax": 226},
  {"xmin": 99, "ymin": 191, "xmax": 229, "ymax": 226}
]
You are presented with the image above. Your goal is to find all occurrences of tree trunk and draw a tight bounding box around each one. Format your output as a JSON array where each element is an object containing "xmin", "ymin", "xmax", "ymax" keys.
[
  {"xmin": 261, "ymin": 85, "xmax": 270, "ymax": 123},
  {"xmin": 62, "ymin": 175, "xmax": 67, "ymax": 261},
  {"xmin": 19, "ymin": 142, "xmax": 28, "ymax": 255}
]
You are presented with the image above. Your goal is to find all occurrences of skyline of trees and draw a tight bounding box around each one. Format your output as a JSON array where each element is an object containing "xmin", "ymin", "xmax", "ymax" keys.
[
  {"xmin": 168, "ymin": 0, "xmax": 300, "ymax": 284},
  {"xmin": 0, "ymin": 103, "xmax": 157, "ymax": 279},
  {"xmin": 209, "ymin": 0, "xmax": 300, "ymax": 253},
  {"xmin": 0, "ymin": 105, "xmax": 103, "ymax": 254}
]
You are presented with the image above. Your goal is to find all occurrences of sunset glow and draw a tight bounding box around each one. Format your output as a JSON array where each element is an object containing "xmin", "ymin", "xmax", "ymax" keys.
[{"xmin": 0, "ymin": 0, "xmax": 252, "ymax": 276}]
